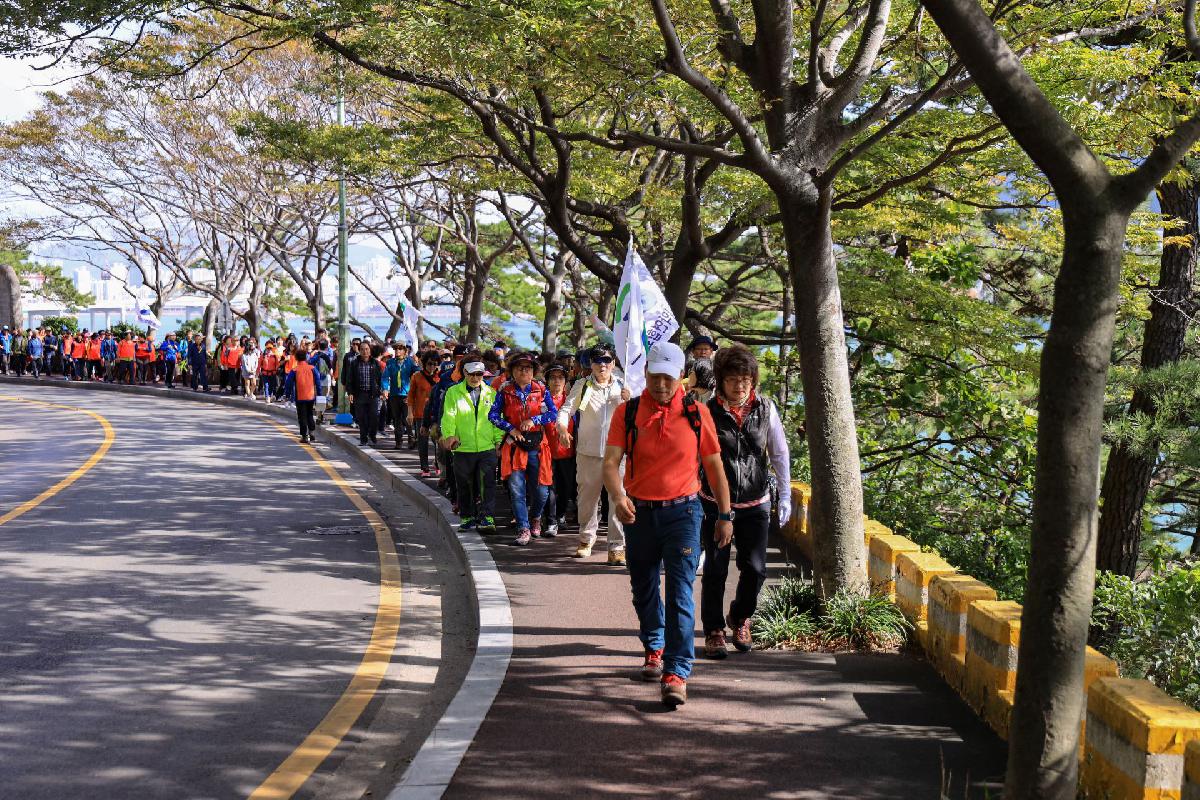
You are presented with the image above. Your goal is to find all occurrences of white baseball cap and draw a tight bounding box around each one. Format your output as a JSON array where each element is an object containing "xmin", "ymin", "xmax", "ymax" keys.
[{"xmin": 645, "ymin": 341, "xmax": 686, "ymax": 377}]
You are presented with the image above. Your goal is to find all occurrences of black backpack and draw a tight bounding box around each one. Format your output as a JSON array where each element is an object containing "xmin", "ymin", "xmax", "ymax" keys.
[{"xmin": 622, "ymin": 394, "xmax": 703, "ymax": 479}]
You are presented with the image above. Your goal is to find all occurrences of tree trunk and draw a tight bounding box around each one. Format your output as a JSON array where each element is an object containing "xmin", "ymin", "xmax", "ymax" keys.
[
  {"xmin": 779, "ymin": 186, "xmax": 868, "ymax": 598},
  {"xmin": 1096, "ymin": 176, "xmax": 1199, "ymax": 577},
  {"xmin": 202, "ymin": 297, "xmax": 218, "ymax": 350},
  {"xmin": 245, "ymin": 280, "xmax": 263, "ymax": 340},
  {"xmin": 663, "ymin": 249, "xmax": 701, "ymax": 331},
  {"xmin": 459, "ymin": 255, "xmax": 477, "ymax": 336},
  {"xmin": 311, "ymin": 281, "xmax": 325, "ymax": 332},
  {"xmin": 465, "ymin": 270, "xmax": 487, "ymax": 347},
  {"xmin": 597, "ymin": 289, "xmax": 614, "ymax": 332},
  {"xmin": 542, "ymin": 251, "xmax": 569, "ymax": 353},
  {"xmin": 1006, "ymin": 207, "xmax": 1130, "ymax": 800}
]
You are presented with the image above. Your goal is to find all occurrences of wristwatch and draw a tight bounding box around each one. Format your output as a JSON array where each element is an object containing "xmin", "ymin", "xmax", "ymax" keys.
[{"xmin": 717, "ymin": 510, "xmax": 735, "ymax": 522}]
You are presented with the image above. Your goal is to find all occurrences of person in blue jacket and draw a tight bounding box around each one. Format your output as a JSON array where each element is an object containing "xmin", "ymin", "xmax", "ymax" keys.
[
  {"xmin": 382, "ymin": 344, "xmax": 419, "ymax": 449},
  {"xmin": 100, "ymin": 333, "xmax": 117, "ymax": 382},
  {"xmin": 27, "ymin": 332, "xmax": 43, "ymax": 378},
  {"xmin": 0, "ymin": 326, "xmax": 11, "ymax": 375},
  {"xmin": 188, "ymin": 333, "xmax": 210, "ymax": 392},
  {"xmin": 158, "ymin": 333, "xmax": 181, "ymax": 389}
]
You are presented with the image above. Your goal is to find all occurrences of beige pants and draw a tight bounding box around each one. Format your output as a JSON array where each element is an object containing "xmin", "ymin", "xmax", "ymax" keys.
[{"xmin": 576, "ymin": 454, "xmax": 624, "ymax": 550}]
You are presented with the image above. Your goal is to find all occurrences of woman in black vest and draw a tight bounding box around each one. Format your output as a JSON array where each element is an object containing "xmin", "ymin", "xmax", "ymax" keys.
[{"xmin": 700, "ymin": 344, "xmax": 793, "ymax": 658}]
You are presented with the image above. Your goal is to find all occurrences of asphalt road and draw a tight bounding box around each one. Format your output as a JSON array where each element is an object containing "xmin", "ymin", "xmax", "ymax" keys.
[{"xmin": 0, "ymin": 384, "xmax": 466, "ymax": 800}]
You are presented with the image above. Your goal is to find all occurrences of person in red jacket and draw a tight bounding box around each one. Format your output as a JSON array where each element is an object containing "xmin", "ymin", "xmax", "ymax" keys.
[
  {"xmin": 541, "ymin": 364, "xmax": 576, "ymax": 537},
  {"xmin": 489, "ymin": 351, "xmax": 559, "ymax": 546}
]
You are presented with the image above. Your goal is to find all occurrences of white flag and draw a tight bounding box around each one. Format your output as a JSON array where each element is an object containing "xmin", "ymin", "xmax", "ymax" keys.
[
  {"xmin": 402, "ymin": 302, "xmax": 420, "ymax": 348},
  {"xmin": 613, "ymin": 241, "xmax": 678, "ymax": 395},
  {"xmin": 136, "ymin": 307, "xmax": 161, "ymax": 329}
]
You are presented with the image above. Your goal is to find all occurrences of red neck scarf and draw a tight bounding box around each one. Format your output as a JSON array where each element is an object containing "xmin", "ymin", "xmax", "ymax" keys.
[
  {"xmin": 720, "ymin": 389, "xmax": 756, "ymax": 427},
  {"xmin": 644, "ymin": 386, "xmax": 684, "ymax": 442}
]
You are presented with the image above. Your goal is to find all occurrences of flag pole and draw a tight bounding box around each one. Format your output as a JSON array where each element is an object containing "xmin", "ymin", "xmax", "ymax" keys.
[{"xmin": 334, "ymin": 57, "xmax": 353, "ymax": 425}]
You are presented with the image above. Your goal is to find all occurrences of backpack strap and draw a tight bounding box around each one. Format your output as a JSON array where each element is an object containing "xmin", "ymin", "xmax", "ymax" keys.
[{"xmin": 682, "ymin": 395, "xmax": 703, "ymax": 448}]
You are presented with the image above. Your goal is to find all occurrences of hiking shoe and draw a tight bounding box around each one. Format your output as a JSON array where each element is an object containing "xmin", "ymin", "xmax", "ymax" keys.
[
  {"xmin": 530, "ymin": 520, "xmax": 542, "ymax": 538},
  {"xmin": 641, "ymin": 648, "xmax": 664, "ymax": 681},
  {"xmin": 420, "ymin": 469, "xmax": 431, "ymax": 478},
  {"xmin": 478, "ymin": 517, "xmax": 497, "ymax": 534},
  {"xmin": 574, "ymin": 543, "xmax": 593, "ymax": 558},
  {"xmin": 543, "ymin": 522, "xmax": 559, "ymax": 538},
  {"xmin": 459, "ymin": 517, "xmax": 476, "ymax": 531},
  {"xmin": 705, "ymin": 630, "xmax": 729, "ymax": 660},
  {"xmin": 608, "ymin": 549, "xmax": 626, "ymax": 566},
  {"xmin": 661, "ymin": 674, "xmax": 687, "ymax": 707},
  {"xmin": 513, "ymin": 528, "xmax": 532, "ymax": 546},
  {"xmin": 450, "ymin": 502, "xmax": 459, "ymax": 516},
  {"xmin": 728, "ymin": 614, "xmax": 753, "ymax": 652}
]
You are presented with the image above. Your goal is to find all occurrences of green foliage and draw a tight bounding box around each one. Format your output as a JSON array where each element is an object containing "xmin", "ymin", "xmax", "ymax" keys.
[
  {"xmin": 1092, "ymin": 564, "xmax": 1200, "ymax": 708},
  {"xmin": 752, "ymin": 607, "xmax": 818, "ymax": 649},
  {"xmin": 109, "ymin": 321, "xmax": 141, "ymax": 340},
  {"xmin": 820, "ymin": 589, "xmax": 914, "ymax": 650},
  {"xmin": 39, "ymin": 315, "xmax": 78, "ymax": 335},
  {"xmin": 751, "ymin": 577, "xmax": 910, "ymax": 651},
  {"xmin": 5, "ymin": 250, "xmax": 93, "ymax": 311},
  {"xmin": 752, "ymin": 575, "xmax": 820, "ymax": 648}
]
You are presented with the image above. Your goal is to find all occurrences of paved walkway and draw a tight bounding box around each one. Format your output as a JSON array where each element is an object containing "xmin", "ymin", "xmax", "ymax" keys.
[{"xmin": 370, "ymin": 435, "xmax": 1007, "ymax": 799}]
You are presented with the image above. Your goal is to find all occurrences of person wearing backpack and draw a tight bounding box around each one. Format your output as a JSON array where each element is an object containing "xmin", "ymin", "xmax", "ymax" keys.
[
  {"xmin": 489, "ymin": 351, "xmax": 559, "ymax": 546},
  {"xmin": 603, "ymin": 340, "xmax": 733, "ymax": 708},
  {"xmin": 556, "ymin": 344, "xmax": 631, "ymax": 563},
  {"xmin": 308, "ymin": 339, "xmax": 334, "ymax": 423},
  {"xmin": 441, "ymin": 353, "xmax": 504, "ymax": 533},
  {"xmin": 699, "ymin": 344, "xmax": 792, "ymax": 660},
  {"xmin": 283, "ymin": 343, "xmax": 320, "ymax": 443}
]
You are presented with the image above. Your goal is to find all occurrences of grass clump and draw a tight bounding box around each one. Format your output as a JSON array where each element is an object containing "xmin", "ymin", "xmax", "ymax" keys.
[
  {"xmin": 820, "ymin": 588, "xmax": 912, "ymax": 650},
  {"xmin": 750, "ymin": 575, "xmax": 911, "ymax": 652}
]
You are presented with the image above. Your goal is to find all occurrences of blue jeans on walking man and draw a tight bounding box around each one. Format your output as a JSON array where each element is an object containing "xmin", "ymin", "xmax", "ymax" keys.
[
  {"xmin": 625, "ymin": 498, "xmax": 703, "ymax": 680},
  {"xmin": 507, "ymin": 449, "xmax": 549, "ymax": 530}
]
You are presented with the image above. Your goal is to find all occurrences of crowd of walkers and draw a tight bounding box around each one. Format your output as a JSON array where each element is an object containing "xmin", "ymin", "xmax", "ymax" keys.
[{"xmin": 2, "ymin": 321, "xmax": 792, "ymax": 708}]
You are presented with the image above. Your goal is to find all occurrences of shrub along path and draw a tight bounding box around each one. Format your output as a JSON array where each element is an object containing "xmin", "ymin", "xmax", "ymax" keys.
[{"xmin": 372, "ymin": 437, "xmax": 1007, "ymax": 798}]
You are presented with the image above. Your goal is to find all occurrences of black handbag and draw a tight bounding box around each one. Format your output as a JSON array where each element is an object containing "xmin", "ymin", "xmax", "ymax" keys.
[{"xmin": 516, "ymin": 429, "xmax": 544, "ymax": 451}]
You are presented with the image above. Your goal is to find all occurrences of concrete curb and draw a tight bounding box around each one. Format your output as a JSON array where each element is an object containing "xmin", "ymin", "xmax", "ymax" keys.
[{"xmin": 0, "ymin": 376, "xmax": 512, "ymax": 799}]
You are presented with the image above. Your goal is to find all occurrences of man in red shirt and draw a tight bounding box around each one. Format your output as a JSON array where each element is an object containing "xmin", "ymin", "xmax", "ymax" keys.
[{"xmin": 603, "ymin": 341, "xmax": 734, "ymax": 708}]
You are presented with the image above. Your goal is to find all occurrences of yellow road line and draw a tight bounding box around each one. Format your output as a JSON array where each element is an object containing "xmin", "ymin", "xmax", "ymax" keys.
[
  {"xmin": 249, "ymin": 419, "xmax": 403, "ymax": 800},
  {"xmin": 0, "ymin": 394, "xmax": 115, "ymax": 527}
]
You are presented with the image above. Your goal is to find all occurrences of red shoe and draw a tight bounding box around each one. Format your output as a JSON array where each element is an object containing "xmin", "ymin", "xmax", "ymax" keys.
[
  {"xmin": 420, "ymin": 470, "xmax": 431, "ymax": 478},
  {"xmin": 530, "ymin": 519, "xmax": 542, "ymax": 538},
  {"xmin": 641, "ymin": 648, "xmax": 664, "ymax": 681},
  {"xmin": 661, "ymin": 674, "xmax": 687, "ymax": 707}
]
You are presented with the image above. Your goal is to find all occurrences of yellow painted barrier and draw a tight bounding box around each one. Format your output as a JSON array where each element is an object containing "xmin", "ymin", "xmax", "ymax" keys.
[
  {"xmin": 1082, "ymin": 678, "xmax": 1200, "ymax": 800},
  {"xmin": 1184, "ymin": 739, "xmax": 1200, "ymax": 800},
  {"xmin": 964, "ymin": 600, "xmax": 1021, "ymax": 726},
  {"xmin": 928, "ymin": 575, "xmax": 997, "ymax": 693},
  {"xmin": 867, "ymin": 533, "xmax": 921, "ymax": 600},
  {"xmin": 895, "ymin": 552, "xmax": 955, "ymax": 650}
]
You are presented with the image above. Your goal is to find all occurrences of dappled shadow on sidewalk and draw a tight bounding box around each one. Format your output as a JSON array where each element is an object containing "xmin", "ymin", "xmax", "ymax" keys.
[{"xmin": 371, "ymin": 436, "xmax": 1006, "ymax": 799}]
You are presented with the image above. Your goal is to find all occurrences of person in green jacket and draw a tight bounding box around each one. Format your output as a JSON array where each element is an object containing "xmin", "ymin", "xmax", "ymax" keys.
[{"xmin": 441, "ymin": 351, "xmax": 504, "ymax": 533}]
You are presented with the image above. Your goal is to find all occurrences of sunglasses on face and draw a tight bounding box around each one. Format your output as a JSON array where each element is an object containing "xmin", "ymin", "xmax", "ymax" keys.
[
  {"xmin": 593, "ymin": 357, "xmax": 613, "ymax": 365},
  {"xmin": 468, "ymin": 371, "xmax": 485, "ymax": 377}
]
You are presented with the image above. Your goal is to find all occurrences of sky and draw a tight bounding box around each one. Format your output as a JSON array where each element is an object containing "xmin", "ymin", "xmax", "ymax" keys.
[{"xmin": 0, "ymin": 55, "xmax": 76, "ymax": 123}]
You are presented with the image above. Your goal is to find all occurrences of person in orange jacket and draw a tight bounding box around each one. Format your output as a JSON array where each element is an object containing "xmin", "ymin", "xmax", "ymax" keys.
[
  {"xmin": 86, "ymin": 333, "xmax": 102, "ymax": 381},
  {"xmin": 134, "ymin": 335, "xmax": 154, "ymax": 385},
  {"xmin": 70, "ymin": 332, "xmax": 87, "ymax": 380},
  {"xmin": 116, "ymin": 332, "xmax": 136, "ymax": 384}
]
